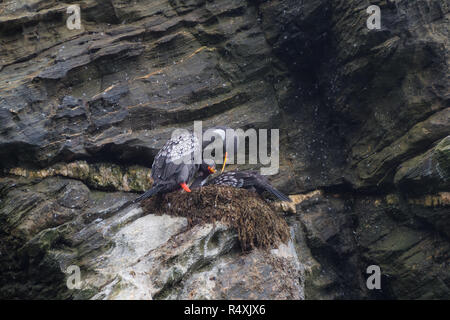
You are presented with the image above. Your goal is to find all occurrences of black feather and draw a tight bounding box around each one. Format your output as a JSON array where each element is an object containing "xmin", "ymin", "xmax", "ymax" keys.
[
  {"xmin": 134, "ymin": 185, "xmax": 165, "ymax": 202},
  {"xmin": 262, "ymin": 184, "xmax": 292, "ymax": 202},
  {"xmin": 206, "ymin": 171, "xmax": 292, "ymax": 202}
]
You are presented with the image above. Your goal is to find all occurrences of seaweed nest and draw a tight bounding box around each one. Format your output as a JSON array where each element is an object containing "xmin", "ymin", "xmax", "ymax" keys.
[{"xmin": 141, "ymin": 185, "xmax": 290, "ymax": 251}]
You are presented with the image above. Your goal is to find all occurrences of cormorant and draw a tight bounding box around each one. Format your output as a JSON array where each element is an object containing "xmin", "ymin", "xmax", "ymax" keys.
[
  {"xmin": 134, "ymin": 123, "xmax": 239, "ymax": 203},
  {"xmin": 134, "ymin": 131, "xmax": 216, "ymax": 202},
  {"xmin": 193, "ymin": 170, "xmax": 292, "ymax": 202}
]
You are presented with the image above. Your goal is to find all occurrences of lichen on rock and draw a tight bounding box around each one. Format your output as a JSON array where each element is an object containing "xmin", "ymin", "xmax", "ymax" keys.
[{"xmin": 6, "ymin": 160, "xmax": 153, "ymax": 192}]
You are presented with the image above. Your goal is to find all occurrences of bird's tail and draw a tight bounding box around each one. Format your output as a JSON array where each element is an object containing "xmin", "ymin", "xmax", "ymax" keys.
[
  {"xmin": 134, "ymin": 185, "xmax": 164, "ymax": 203},
  {"xmin": 263, "ymin": 184, "xmax": 292, "ymax": 202}
]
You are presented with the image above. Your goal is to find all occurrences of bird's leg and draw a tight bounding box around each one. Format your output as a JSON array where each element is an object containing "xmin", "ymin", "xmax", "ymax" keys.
[
  {"xmin": 180, "ymin": 182, "xmax": 191, "ymax": 192},
  {"xmin": 220, "ymin": 152, "xmax": 228, "ymax": 173}
]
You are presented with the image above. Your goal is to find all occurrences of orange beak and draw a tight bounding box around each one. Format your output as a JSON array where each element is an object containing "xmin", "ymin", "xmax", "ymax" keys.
[
  {"xmin": 208, "ymin": 166, "xmax": 216, "ymax": 174},
  {"xmin": 180, "ymin": 182, "xmax": 191, "ymax": 192},
  {"xmin": 221, "ymin": 152, "xmax": 228, "ymax": 173}
]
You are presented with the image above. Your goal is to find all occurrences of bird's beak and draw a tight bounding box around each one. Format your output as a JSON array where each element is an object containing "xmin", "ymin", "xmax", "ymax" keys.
[
  {"xmin": 208, "ymin": 166, "xmax": 216, "ymax": 174},
  {"xmin": 220, "ymin": 152, "xmax": 228, "ymax": 173}
]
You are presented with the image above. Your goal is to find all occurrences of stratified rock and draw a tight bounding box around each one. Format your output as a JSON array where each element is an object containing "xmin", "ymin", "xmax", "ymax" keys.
[
  {"xmin": 354, "ymin": 196, "xmax": 450, "ymax": 299},
  {"xmin": 293, "ymin": 191, "xmax": 369, "ymax": 299},
  {"xmin": 0, "ymin": 0, "xmax": 279, "ymax": 169},
  {"xmin": 6, "ymin": 160, "xmax": 153, "ymax": 192},
  {"xmin": 0, "ymin": 0, "xmax": 449, "ymax": 300},
  {"xmin": 357, "ymin": 110, "xmax": 450, "ymax": 187},
  {"xmin": 0, "ymin": 175, "xmax": 304, "ymax": 300},
  {"xmin": 395, "ymin": 136, "xmax": 450, "ymax": 195},
  {"xmin": 88, "ymin": 221, "xmax": 303, "ymax": 300}
]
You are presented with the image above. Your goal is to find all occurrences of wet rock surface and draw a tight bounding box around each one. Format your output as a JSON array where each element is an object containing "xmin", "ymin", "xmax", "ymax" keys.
[
  {"xmin": 0, "ymin": 176, "xmax": 303, "ymax": 299},
  {"xmin": 0, "ymin": 0, "xmax": 449, "ymax": 299}
]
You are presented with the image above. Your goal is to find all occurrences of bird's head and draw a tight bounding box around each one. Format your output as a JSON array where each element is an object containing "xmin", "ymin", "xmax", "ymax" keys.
[
  {"xmin": 200, "ymin": 159, "xmax": 216, "ymax": 175},
  {"xmin": 202, "ymin": 126, "xmax": 238, "ymax": 173},
  {"xmin": 190, "ymin": 160, "xmax": 216, "ymax": 189}
]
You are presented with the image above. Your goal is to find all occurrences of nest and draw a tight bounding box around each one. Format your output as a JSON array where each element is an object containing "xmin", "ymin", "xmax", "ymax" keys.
[{"xmin": 141, "ymin": 186, "xmax": 290, "ymax": 251}]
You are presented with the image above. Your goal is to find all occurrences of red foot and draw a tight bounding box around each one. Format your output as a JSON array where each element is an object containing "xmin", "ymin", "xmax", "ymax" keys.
[{"xmin": 180, "ymin": 182, "xmax": 191, "ymax": 192}]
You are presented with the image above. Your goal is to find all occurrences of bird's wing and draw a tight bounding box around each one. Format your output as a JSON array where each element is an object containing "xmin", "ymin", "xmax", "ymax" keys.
[
  {"xmin": 207, "ymin": 172, "xmax": 245, "ymax": 187},
  {"xmin": 152, "ymin": 132, "xmax": 201, "ymax": 182},
  {"xmin": 238, "ymin": 171, "xmax": 262, "ymax": 188},
  {"xmin": 241, "ymin": 171, "xmax": 291, "ymax": 202}
]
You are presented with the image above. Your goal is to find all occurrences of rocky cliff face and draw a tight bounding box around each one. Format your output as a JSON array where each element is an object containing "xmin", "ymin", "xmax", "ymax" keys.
[{"xmin": 0, "ymin": 0, "xmax": 448, "ymax": 299}]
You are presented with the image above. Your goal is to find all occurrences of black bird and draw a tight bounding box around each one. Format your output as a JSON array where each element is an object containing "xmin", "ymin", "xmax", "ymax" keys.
[
  {"xmin": 193, "ymin": 170, "xmax": 292, "ymax": 202},
  {"xmin": 134, "ymin": 131, "xmax": 215, "ymax": 202}
]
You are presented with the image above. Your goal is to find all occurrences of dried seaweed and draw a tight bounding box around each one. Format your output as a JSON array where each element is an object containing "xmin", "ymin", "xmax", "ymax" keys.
[{"xmin": 142, "ymin": 186, "xmax": 290, "ymax": 251}]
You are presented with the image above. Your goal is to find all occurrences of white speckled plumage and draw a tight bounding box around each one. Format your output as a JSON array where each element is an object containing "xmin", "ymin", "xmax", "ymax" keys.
[
  {"xmin": 135, "ymin": 131, "xmax": 202, "ymax": 202},
  {"xmin": 135, "ymin": 127, "xmax": 232, "ymax": 202},
  {"xmin": 204, "ymin": 171, "xmax": 292, "ymax": 202}
]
